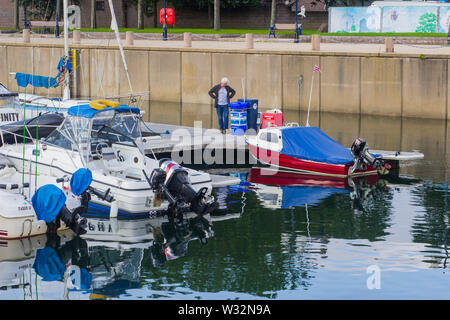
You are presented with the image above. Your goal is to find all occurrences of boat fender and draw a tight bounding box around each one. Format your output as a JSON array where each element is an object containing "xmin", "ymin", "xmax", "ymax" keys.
[
  {"xmin": 110, "ymin": 200, "xmax": 118, "ymax": 218},
  {"xmin": 89, "ymin": 99, "xmax": 121, "ymax": 110}
]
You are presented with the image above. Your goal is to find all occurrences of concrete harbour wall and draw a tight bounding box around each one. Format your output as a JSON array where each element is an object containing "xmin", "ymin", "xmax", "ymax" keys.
[{"xmin": 0, "ymin": 43, "xmax": 449, "ymax": 120}]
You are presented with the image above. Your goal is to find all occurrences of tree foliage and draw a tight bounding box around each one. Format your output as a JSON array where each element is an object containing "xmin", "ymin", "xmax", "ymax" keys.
[
  {"xmin": 15, "ymin": 0, "xmax": 80, "ymax": 21},
  {"xmin": 169, "ymin": 0, "xmax": 260, "ymax": 9},
  {"xmin": 128, "ymin": 0, "xmax": 157, "ymax": 17}
]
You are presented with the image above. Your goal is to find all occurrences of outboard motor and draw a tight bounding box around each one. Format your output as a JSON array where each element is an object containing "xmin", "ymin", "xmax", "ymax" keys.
[
  {"xmin": 349, "ymin": 138, "xmax": 390, "ymax": 175},
  {"xmin": 57, "ymin": 168, "xmax": 115, "ymax": 215},
  {"xmin": 144, "ymin": 159, "xmax": 216, "ymax": 220},
  {"xmin": 32, "ymin": 184, "xmax": 87, "ymax": 236},
  {"xmin": 33, "ymin": 168, "xmax": 116, "ymax": 235}
]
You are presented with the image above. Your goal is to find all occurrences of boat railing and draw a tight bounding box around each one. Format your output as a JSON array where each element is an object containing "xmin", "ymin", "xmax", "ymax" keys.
[{"xmin": 285, "ymin": 122, "xmax": 300, "ymax": 127}]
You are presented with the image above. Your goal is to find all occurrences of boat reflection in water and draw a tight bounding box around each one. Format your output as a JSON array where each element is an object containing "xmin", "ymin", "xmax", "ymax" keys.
[
  {"xmin": 248, "ymin": 167, "xmax": 387, "ymax": 213},
  {"xmin": 0, "ymin": 212, "xmax": 216, "ymax": 300}
]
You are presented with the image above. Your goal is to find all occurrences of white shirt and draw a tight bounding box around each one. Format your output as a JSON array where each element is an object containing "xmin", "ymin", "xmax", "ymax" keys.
[{"xmin": 218, "ymin": 87, "xmax": 228, "ymax": 105}]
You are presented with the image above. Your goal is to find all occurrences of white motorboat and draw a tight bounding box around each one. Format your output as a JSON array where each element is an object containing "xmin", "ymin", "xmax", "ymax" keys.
[
  {"xmin": 0, "ymin": 165, "xmax": 70, "ymax": 239},
  {"xmin": 0, "ymin": 104, "xmax": 214, "ymax": 217}
]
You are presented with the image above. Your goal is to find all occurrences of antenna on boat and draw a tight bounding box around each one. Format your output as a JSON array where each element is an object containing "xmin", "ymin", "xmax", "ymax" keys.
[
  {"xmin": 108, "ymin": 0, "xmax": 135, "ymax": 104},
  {"xmin": 306, "ymin": 74, "xmax": 313, "ymax": 127},
  {"xmin": 63, "ymin": 0, "xmax": 70, "ymax": 101},
  {"xmin": 306, "ymin": 65, "xmax": 321, "ymax": 127},
  {"xmin": 298, "ymin": 75, "xmax": 303, "ymax": 124}
]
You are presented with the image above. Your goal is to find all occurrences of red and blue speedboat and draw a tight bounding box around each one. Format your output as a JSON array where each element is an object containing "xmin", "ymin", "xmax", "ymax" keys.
[{"xmin": 246, "ymin": 126, "xmax": 387, "ymax": 178}]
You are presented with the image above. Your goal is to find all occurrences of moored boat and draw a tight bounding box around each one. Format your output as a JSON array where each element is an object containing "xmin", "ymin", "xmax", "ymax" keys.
[{"xmin": 246, "ymin": 126, "xmax": 381, "ymax": 178}]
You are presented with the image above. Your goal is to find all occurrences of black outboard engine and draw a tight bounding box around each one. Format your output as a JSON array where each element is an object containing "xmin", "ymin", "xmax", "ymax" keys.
[
  {"xmin": 144, "ymin": 159, "xmax": 216, "ymax": 220},
  {"xmin": 57, "ymin": 168, "xmax": 115, "ymax": 215},
  {"xmin": 350, "ymin": 138, "xmax": 390, "ymax": 175},
  {"xmin": 32, "ymin": 168, "xmax": 116, "ymax": 236}
]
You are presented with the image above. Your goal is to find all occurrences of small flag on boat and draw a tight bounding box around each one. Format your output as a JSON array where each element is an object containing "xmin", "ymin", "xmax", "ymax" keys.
[{"xmin": 313, "ymin": 65, "xmax": 321, "ymax": 72}]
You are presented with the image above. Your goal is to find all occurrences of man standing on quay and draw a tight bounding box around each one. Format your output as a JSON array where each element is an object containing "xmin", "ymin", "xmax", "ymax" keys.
[{"xmin": 208, "ymin": 77, "xmax": 236, "ymax": 134}]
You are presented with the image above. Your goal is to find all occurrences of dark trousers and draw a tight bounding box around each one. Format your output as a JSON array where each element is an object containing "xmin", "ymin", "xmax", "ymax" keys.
[{"xmin": 216, "ymin": 104, "xmax": 229, "ymax": 130}]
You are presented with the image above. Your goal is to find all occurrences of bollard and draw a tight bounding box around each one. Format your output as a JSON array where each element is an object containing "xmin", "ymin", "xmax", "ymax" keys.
[
  {"xmin": 245, "ymin": 33, "xmax": 254, "ymax": 49},
  {"xmin": 184, "ymin": 32, "xmax": 192, "ymax": 48},
  {"xmin": 22, "ymin": 28, "xmax": 30, "ymax": 43},
  {"xmin": 311, "ymin": 34, "xmax": 320, "ymax": 51},
  {"xmin": 125, "ymin": 31, "xmax": 134, "ymax": 46},
  {"xmin": 385, "ymin": 37, "xmax": 394, "ymax": 53},
  {"xmin": 73, "ymin": 30, "xmax": 81, "ymax": 44}
]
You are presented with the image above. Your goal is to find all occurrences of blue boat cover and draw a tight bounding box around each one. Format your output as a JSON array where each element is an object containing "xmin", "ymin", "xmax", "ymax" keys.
[
  {"xmin": 67, "ymin": 104, "xmax": 140, "ymax": 118},
  {"xmin": 280, "ymin": 127, "xmax": 354, "ymax": 165},
  {"xmin": 16, "ymin": 73, "xmax": 59, "ymax": 89},
  {"xmin": 32, "ymin": 184, "xmax": 66, "ymax": 223},
  {"xmin": 280, "ymin": 186, "xmax": 348, "ymax": 208},
  {"xmin": 70, "ymin": 168, "xmax": 93, "ymax": 196}
]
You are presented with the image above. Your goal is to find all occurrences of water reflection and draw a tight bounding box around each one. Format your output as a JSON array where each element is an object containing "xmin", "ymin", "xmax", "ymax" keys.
[{"xmin": 0, "ymin": 214, "xmax": 215, "ymax": 300}]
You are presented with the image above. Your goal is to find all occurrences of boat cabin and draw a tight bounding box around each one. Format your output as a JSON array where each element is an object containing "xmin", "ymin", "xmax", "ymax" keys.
[{"xmin": 44, "ymin": 104, "xmax": 148, "ymax": 178}]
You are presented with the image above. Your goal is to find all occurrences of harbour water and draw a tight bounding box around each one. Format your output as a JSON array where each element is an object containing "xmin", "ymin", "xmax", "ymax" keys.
[{"xmin": 0, "ymin": 103, "xmax": 448, "ymax": 300}]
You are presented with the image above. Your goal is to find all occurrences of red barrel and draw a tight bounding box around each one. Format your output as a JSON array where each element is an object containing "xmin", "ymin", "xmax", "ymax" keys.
[{"xmin": 160, "ymin": 8, "xmax": 175, "ymax": 25}]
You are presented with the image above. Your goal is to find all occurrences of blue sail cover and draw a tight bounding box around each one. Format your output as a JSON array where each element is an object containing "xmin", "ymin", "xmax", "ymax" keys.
[
  {"xmin": 280, "ymin": 127, "xmax": 354, "ymax": 165},
  {"xmin": 15, "ymin": 56, "xmax": 71, "ymax": 89},
  {"xmin": 16, "ymin": 73, "xmax": 59, "ymax": 89},
  {"xmin": 32, "ymin": 184, "xmax": 66, "ymax": 223},
  {"xmin": 70, "ymin": 168, "xmax": 93, "ymax": 196},
  {"xmin": 280, "ymin": 186, "xmax": 348, "ymax": 208}
]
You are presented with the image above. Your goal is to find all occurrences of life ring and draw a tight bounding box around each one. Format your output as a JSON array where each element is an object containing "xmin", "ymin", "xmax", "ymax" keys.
[{"xmin": 89, "ymin": 99, "xmax": 121, "ymax": 110}]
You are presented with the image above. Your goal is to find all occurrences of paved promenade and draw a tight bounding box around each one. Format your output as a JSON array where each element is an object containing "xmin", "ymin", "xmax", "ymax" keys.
[{"xmin": 0, "ymin": 33, "xmax": 449, "ymax": 56}]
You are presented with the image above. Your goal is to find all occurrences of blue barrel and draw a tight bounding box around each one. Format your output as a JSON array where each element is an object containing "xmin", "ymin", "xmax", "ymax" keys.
[
  {"xmin": 229, "ymin": 101, "xmax": 249, "ymax": 136},
  {"xmin": 238, "ymin": 99, "xmax": 258, "ymax": 133}
]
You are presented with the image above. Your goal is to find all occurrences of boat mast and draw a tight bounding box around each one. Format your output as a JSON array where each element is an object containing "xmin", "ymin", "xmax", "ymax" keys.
[
  {"xmin": 63, "ymin": 0, "xmax": 70, "ymax": 101},
  {"xmin": 108, "ymin": 0, "xmax": 134, "ymax": 100}
]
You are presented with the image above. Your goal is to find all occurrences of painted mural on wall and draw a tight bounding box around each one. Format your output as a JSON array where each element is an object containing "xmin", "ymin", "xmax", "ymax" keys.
[
  {"xmin": 438, "ymin": 6, "xmax": 450, "ymax": 32},
  {"xmin": 381, "ymin": 6, "xmax": 438, "ymax": 32},
  {"xmin": 330, "ymin": 5, "xmax": 450, "ymax": 33},
  {"xmin": 329, "ymin": 7, "xmax": 381, "ymax": 33}
]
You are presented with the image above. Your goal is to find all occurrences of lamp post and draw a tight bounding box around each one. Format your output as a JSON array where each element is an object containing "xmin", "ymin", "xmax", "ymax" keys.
[
  {"xmin": 294, "ymin": 0, "xmax": 299, "ymax": 43},
  {"xmin": 163, "ymin": 0, "xmax": 167, "ymax": 41}
]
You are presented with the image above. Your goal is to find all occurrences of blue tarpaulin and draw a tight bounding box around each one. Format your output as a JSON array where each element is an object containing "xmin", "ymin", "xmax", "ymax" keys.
[
  {"xmin": 70, "ymin": 168, "xmax": 93, "ymax": 196},
  {"xmin": 32, "ymin": 184, "xmax": 66, "ymax": 223},
  {"xmin": 280, "ymin": 127, "xmax": 354, "ymax": 165}
]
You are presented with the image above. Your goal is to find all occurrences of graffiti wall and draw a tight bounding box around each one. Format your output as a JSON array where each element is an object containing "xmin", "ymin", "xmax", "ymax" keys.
[
  {"xmin": 329, "ymin": 7, "xmax": 381, "ymax": 33},
  {"xmin": 329, "ymin": 5, "xmax": 450, "ymax": 33},
  {"xmin": 438, "ymin": 6, "xmax": 450, "ymax": 32},
  {"xmin": 382, "ymin": 6, "xmax": 438, "ymax": 32}
]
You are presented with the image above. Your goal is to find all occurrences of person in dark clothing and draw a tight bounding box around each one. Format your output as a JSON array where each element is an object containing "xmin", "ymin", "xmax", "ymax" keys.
[{"xmin": 208, "ymin": 77, "xmax": 236, "ymax": 134}]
